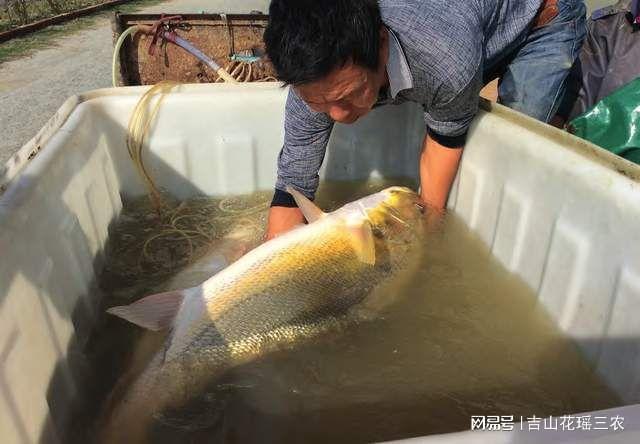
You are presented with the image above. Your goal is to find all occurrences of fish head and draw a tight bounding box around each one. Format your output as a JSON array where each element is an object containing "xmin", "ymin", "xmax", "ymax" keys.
[
  {"xmin": 330, "ymin": 186, "xmax": 426, "ymax": 314},
  {"xmin": 334, "ymin": 186, "xmax": 426, "ymax": 266},
  {"xmin": 338, "ymin": 186, "xmax": 425, "ymax": 236},
  {"xmin": 286, "ymin": 184, "xmax": 425, "ymax": 266}
]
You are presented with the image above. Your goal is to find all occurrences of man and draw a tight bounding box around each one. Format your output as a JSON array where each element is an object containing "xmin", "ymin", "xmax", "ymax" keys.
[{"xmin": 263, "ymin": 0, "xmax": 586, "ymax": 239}]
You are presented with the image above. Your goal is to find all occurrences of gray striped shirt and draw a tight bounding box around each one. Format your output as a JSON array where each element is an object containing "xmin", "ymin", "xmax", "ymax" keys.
[{"xmin": 275, "ymin": 0, "xmax": 542, "ymax": 199}]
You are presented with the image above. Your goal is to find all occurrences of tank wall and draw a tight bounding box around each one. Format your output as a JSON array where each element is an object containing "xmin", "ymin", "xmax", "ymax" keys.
[
  {"xmin": 1, "ymin": 84, "xmax": 640, "ymax": 442},
  {"xmin": 0, "ymin": 100, "xmax": 122, "ymax": 443},
  {"xmin": 450, "ymin": 103, "xmax": 640, "ymax": 404}
]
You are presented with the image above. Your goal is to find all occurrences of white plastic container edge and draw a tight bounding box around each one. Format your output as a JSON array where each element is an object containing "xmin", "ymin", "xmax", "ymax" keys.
[{"xmin": 0, "ymin": 83, "xmax": 639, "ymax": 443}]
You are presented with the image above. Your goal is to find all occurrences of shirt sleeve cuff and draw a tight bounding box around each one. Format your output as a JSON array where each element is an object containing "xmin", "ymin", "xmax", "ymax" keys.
[
  {"xmin": 427, "ymin": 128, "xmax": 468, "ymax": 148},
  {"xmin": 271, "ymin": 188, "xmax": 298, "ymax": 207}
]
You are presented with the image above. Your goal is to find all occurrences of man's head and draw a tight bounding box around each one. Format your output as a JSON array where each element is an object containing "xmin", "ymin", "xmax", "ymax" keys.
[{"xmin": 264, "ymin": 0, "xmax": 389, "ymax": 124}]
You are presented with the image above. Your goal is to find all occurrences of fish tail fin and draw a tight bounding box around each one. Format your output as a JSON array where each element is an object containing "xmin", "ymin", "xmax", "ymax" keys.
[{"xmin": 107, "ymin": 289, "xmax": 186, "ymax": 331}]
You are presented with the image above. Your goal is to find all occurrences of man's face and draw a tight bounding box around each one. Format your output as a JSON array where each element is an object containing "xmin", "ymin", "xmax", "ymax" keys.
[
  {"xmin": 296, "ymin": 61, "xmax": 385, "ymax": 124},
  {"xmin": 295, "ymin": 28, "xmax": 389, "ymax": 124}
]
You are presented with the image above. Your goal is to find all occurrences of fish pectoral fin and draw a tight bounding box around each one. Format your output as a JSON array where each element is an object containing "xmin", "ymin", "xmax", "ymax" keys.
[
  {"xmin": 347, "ymin": 220, "xmax": 376, "ymax": 265},
  {"xmin": 107, "ymin": 290, "xmax": 185, "ymax": 331},
  {"xmin": 285, "ymin": 185, "xmax": 326, "ymax": 223}
]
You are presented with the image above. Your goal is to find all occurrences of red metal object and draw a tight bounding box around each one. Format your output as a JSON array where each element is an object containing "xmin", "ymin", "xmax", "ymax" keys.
[{"xmin": 145, "ymin": 14, "xmax": 184, "ymax": 56}]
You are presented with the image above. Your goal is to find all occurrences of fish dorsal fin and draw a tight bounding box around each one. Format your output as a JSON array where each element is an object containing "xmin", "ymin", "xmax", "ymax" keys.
[
  {"xmin": 347, "ymin": 219, "xmax": 376, "ymax": 265},
  {"xmin": 107, "ymin": 290, "xmax": 185, "ymax": 331},
  {"xmin": 286, "ymin": 186, "xmax": 326, "ymax": 223}
]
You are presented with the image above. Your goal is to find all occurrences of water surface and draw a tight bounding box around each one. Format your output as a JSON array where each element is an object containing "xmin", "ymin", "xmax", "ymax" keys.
[{"xmin": 85, "ymin": 180, "xmax": 619, "ymax": 443}]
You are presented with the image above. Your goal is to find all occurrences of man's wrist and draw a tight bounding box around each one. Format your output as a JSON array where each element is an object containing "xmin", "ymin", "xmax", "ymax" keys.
[
  {"xmin": 271, "ymin": 188, "xmax": 298, "ymax": 207},
  {"xmin": 427, "ymin": 128, "xmax": 467, "ymax": 148},
  {"xmin": 265, "ymin": 205, "xmax": 305, "ymax": 240},
  {"xmin": 420, "ymin": 133, "xmax": 464, "ymax": 210}
]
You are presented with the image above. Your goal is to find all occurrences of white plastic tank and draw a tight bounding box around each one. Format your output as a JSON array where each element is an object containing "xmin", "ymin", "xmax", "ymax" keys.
[{"xmin": 1, "ymin": 83, "xmax": 639, "ymax": 443}]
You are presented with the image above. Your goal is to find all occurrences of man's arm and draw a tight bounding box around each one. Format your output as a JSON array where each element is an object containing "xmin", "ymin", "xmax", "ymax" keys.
[
  {"xmin": 419, "ymin": 68, "xmax": 480, "ymax": 209},
  {"xmin": 419, "ymin": 132, "xmax": 463, "ymax": 210},
  {"xmin": 265, "ymin": 89, "xmax": 334, "ymax": 240}
]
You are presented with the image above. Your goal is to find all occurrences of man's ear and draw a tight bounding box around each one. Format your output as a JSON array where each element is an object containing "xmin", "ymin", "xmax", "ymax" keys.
[
  {"xmin": 378, "ymin": 26, "xmax": 390, "ymax": 68},
  {"xmin": 379, "ymin": 26, "xmax": 389, "ymax": 47}
]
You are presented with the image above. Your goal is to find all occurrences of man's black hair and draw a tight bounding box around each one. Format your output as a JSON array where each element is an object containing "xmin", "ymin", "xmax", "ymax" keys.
[{"xmin": 264, "ymin": 0, "xmax": 383, "ymax": 85}]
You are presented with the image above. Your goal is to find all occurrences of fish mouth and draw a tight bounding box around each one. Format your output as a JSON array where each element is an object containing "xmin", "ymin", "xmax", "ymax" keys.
[
  {"xmin": 378, "ymin": 187, "xmax": 422, "ymax": 211},
  {"xmin": 380, "ymin": 186, "xmax": 418, "ymax": 201}
]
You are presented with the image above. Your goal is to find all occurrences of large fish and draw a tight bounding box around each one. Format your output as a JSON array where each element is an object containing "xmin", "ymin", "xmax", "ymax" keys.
[{"xmin": 101, "ymin": 186, "xmax": 426, "ymax": 442}]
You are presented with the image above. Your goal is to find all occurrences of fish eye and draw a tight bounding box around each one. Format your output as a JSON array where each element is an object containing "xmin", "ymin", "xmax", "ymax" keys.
[{"xmin": 372, "ymin": 227, "xmax": 385, "ymax": 238}]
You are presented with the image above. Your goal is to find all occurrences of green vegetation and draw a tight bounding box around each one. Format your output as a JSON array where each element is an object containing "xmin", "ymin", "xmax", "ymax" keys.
[
  {"xmin": 0, "ymin": 0, "xmax": 166, "ymax": 64},
  {"xmin": 1, "ymin": 1, "xmax": 111, "ymax": 32}
]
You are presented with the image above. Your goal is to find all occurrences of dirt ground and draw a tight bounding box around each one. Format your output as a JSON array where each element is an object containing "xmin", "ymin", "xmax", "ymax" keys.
[
  {"xmin": 0, "ymin": 0, "xmax": 610, "ymax": 167},
  {"xmin": 0, "ymin": 0, "xmax": 270, "ymax": 166}
]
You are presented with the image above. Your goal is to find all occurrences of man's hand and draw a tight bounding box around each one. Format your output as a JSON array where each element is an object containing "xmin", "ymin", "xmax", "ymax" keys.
[
  {"xmin": 264, "ymin": 206, "xmax": 305, "ymax": 241},
  {"xmin": 419, "ymin": 133, "xmax": 463, "ymax": 210}
]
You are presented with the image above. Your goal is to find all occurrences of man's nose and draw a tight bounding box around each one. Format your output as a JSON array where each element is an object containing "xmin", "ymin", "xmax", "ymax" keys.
[{"xmin": 327, "ymin": 104, "xmax": 352, "ymax": 122}]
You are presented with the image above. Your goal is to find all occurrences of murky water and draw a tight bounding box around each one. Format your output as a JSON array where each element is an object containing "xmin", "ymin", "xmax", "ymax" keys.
[{"xmin": 84, "ymin": 179, "xmax": 620, "ymax": 443}]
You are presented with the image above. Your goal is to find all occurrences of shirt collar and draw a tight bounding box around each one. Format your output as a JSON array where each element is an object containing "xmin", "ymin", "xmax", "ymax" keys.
[{"xmin": 385, "ymin": 27, "xmax": 414, "ymax": 98}]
